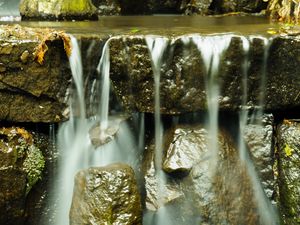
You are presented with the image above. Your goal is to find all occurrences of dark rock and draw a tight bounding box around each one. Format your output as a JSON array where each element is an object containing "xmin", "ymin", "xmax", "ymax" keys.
[
  {"xmin": 243, "ymin": 114, "xmax": 275, "ymax": 200},
  {"xmin": 19, "ymin": 0, "xmax": 98, "ymax": 21},
  {"xmin": 109, "ymin": 34, "xmax": 300, "ymax": 114},
  {"xmin": 276, "ymin": 119, "xmax": 300, "ymax": 225},
  {"xmin": 92, "ymin": 0, "xmax": 121, "ymax": 15},
  {"xmin": 143, "ymin": 124, "xmax": 265, "ymax": 224},
  {"xmin": 181, "ymin": 0, "xmax": 213, "ymax": 15},
  {"xmin": 0, "ymin": 127, "xmax": 45, "ymax": 225},
  {"xmin": 0, "ymin": 25, "xmax": 71, "ymax": 122},
  {"xmin": 213, "ymin": 0, "xmax": 267, "ymax": 13},
  {"xmin": 69, "ymin": 163, "xmax": 142, "ymax": 225}
]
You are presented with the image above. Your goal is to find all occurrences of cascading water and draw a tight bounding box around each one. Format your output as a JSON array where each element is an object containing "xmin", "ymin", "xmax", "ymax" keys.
[
  {"xmin": 53, "ymin": 36, "xmax": 140, "ymax": 225},
  {"xmin": 51, "ymin": 33, "xmax": 279, "ymax": 225},
  {"xmin": 145, "ymin": 36, "xmax": 172, "ymax": 225},
  {"xmin": 192, "ymin": 35, "xmax": 232, "ymax": 175},
  {"xmin": 238, "ymin": 36, "xmax": 279, "ymax": 225}
]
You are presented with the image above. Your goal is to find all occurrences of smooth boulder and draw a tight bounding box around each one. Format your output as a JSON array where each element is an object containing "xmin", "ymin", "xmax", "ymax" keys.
[{"xmin": 69, "ymin": 163, "xmax": 142, "ymax": 225}]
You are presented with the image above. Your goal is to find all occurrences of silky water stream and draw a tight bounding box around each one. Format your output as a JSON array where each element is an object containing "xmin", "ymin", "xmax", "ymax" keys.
[{"xmin": 52, "ymin": 34, "xmax": 279, "ymax": 224}]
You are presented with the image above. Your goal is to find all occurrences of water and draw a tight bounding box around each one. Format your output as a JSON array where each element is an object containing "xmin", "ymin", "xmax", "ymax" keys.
[
  {"xmin": 52, "ymin": 34, "xmax": 278, "ymax": 225},
  {"xmin": 192, "ymin": 34, "xmax": 232, "ymax": 175},
  {"xmin": 238, "ymin": 36, "xmax": 279, "ymax": 225},
  {"xmin": 145, "ymin": 36, "xmax": 172, "ymax": 225},
  {"xmin": 53, "ymin": 36, "xmax": 139, "ymax": 225}
]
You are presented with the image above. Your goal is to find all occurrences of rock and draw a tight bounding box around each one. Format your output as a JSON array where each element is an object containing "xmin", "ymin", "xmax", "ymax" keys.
[
  {"xmin": 0, "ymin": 25, "xmax": 71, "ymax": 122},
  {"xmin": 69, "ymin": 163, "xmax": 142, "ymax": 225},
  {"xmin": 89, "ymin": 114, "xmax": 128, "ymax": 147},
  {"xmin": 92, "ymin": 0, "xmax": 121, "ymax": 15},
  {"xmin": 0, "ymin": 127, "xmax": 45, "ymax": 225},
  {"xmin": 143, "ymin": 124, "xmax": 267, "ymax": 224},
  {"xmin": 162, "ymin": 125, "xmax": 209, "ymax": 173},
  {"xmin": 19, "ymin": 0, "xmax": 98, "ymax": 21},
  {"xmin": 109, "ymin": 34, "xmax": 300, "ymax": 114},
  {"xmin": 181, "ymin": 0, "xmax": 213, "ymax": 15},
  {"xmin": 276, "ymin": 119, "xmax": 300, "ymax": 225},
  {"xmin": 214, "ymin": 0, "xmax": 267, "ymax": 13},
  {"xmin": 243, "ymin": 114, "xmax": 275, "ymax": 200}
]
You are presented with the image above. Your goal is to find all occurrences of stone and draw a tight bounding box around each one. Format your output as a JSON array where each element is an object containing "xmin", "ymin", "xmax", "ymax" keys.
[
  {"xmin": 69, "ymin": 163, "xmax": 142, "ymax": 225},
  {"xmin": 109, "ymin": 34, "xmax": 300, "ymax": 114},
  {"xmin": 142, "ymin": 124, "xmax": 272, "ymax": 224},
  {"xmin": 19, "ymin": 0, "xmax": 98, "ymax": 21},
  {"xmin": 214, "ymin": 0, "xmax": 267, "ymax": 13},
  {"xmin": 181, "ymin": 0, "xmax": 213, "ymax": 15},
  {"xmin": 0, "ymin": 127, "xmax": 45, "ymax": 225},
  {"xmin": 276, "ymin": 119, "xmax": 300, "ymax": 225},
  {"xmin": 92, "ymin": 0, "xmax": 121, "ymax": 15},
  {"xmin": 243, "ymin": 114, "xmax": 275, "ymax": 200},
  {"xmin": 0, "ymin": 25, "xmax": 71, "ymax": 122},
  {"xmin": 89, "ymin": 114, "xmax": 128, "ymax": 147}
]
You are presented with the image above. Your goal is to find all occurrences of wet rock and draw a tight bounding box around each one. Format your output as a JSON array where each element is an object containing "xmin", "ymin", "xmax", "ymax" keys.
[
  {"xmin": 143, "ymin": 124, "xmax": 265, "ymax": 224},
  {"xmin": 0, "ymin": 127, "xmax": 45, "ymax": 225},
  {"xmin": 92, "ymin": 0, "xmax": 121, "ymax": 15},
  {"xmin": 19, "ymin": 0, "xmax": 98, "ymax": 21},
  {"xmin": 0, "ymin": 25, "xmax": 71, "ymax": 122},
  {"xmin": 109, "ymin": 35, "xmax": 300, "ymax": 114},
  {"xmin": 162, "ymin": 125, "xmax": 209, "ymax": 173},
  {"xmin": 214, "ymin": 0, "xmax": 267, "ymax": 13},
  {"xmin": 276, "ymin": 119, "xmax": 300, "ymax": 225},
  {"xmin": 181, "ymin": 0, "xmax": 213, "ymax": 15},
  {"xmin": 89, "ymin": 115, "xmax": 128, "ymax": 147},
  {"xmin": 69, "ymin": 163, "xmax": 142, "ymax": 225},
  {"xmin": 243, "ymin": 114, "xmax": 275, "ymax": 200},
  {"xmin": 20, "ymin": 50, "xmax": 30, "ymax": 63}
]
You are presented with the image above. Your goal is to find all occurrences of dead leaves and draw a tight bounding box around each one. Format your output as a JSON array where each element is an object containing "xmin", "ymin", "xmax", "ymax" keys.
[{"xmin": 34, "ymin": 30, "xmax": 72, "ymax": 65}]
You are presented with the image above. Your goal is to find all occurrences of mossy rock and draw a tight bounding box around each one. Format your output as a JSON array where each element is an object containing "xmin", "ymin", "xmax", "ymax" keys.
[
  {"xmin": 20, "ymin": 0, "xmax": 98, "ymax": 20},
  {"xmin": 0, "ymin": 127, "xmax": 45, "ymax": 224}
]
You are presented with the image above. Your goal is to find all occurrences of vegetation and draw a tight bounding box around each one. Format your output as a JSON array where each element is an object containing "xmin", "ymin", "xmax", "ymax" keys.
[{"xmin": 267, "ymin": 0, "xmax": 300, "ymax": 23}]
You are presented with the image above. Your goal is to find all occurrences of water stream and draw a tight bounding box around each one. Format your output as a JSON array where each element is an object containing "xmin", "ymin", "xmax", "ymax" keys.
[{"xmin": 52, "ymin": 34, "xmax": 278, "ymax": 225}]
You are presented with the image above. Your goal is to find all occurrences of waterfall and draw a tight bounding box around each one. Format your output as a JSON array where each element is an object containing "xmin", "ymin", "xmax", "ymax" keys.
[
  {"xmin": 192, "ymin": 35, "xmax": 232, "ymax": 175},
  {"xmin": 238, "ymin": 36, "xmax": 279, "ymax": 225},
  {"xmin": 53, "ymin": 36, "xmax": 139, "ymax": 225},
  {"xmin": 145, "ymin": 36, "xmax": 172, "ymax": 225}
]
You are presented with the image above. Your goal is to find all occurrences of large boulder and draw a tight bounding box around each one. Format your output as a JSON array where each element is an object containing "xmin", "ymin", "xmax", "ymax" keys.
[
  {"xmin": 109, "ymin": 34, "xmax": 300, "ymax": 114},
  {"xmin": 142, "ymin": 124, "xmax": 275, "ymax": 224},
  {"xmin": 0, "ymin": 25, "xmax": 71, "ymax": 122},
  {"xmin": 276, "ymin": 119, "xmax": 300, "ymax": 225},
  {"xmin": 69, "ymin": 163, "xmax": 142, "ymax": 225},
  {"xmin": 0, "ymin": 127, "xmax": 45, "ymax": 225},
  {"xmin": 19, "ymin": 0, "xmax": 97, "ymax": 20}
]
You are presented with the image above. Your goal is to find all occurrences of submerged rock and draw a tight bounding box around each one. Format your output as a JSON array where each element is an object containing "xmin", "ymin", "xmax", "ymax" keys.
[
  {"xmin": 0, "ymin": 127, "xmax": 45, "ymax": 225},
  {"xmin": 276, "ymin": 119, "xmax": 300, "ymax": 225},
  {"xmin": 143, "ymin": 124, "xmax": 268, "ymax": 224},
  {"xmin": 19, "ymin": 0, "xmax": 98, "ymax": 20},
  {"xmin": 69, "ymin": 163, "xmax": 142, "ymax": 225},
  {"xmin": 243, "ymin": 114, "xmax": 275, "ymax": 200}
]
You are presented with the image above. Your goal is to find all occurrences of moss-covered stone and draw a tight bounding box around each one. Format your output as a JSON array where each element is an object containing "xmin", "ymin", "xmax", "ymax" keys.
[
  {"xmin": 20, "ymin": 0, "xmax": 97, "ymax": 21},
  {"xmin": 276, "ymin": 119, "xmax": 300, "ymax": 225},
  {"xmin": 69, "ymin": 163, "xmax": 142, "ymax": 225},
  {"xmin": 0, "ymin": 127, "xmax": 45, "ymax": 225}
]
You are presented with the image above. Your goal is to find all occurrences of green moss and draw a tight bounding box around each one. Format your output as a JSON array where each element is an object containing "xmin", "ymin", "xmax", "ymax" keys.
[
  {"xmin": 61, "ymin": 0, "xmax": 96, "ymax": 14},
  {"xmin": 23, "ymin": 145, "xmax": 45, "ymax": 194}
]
